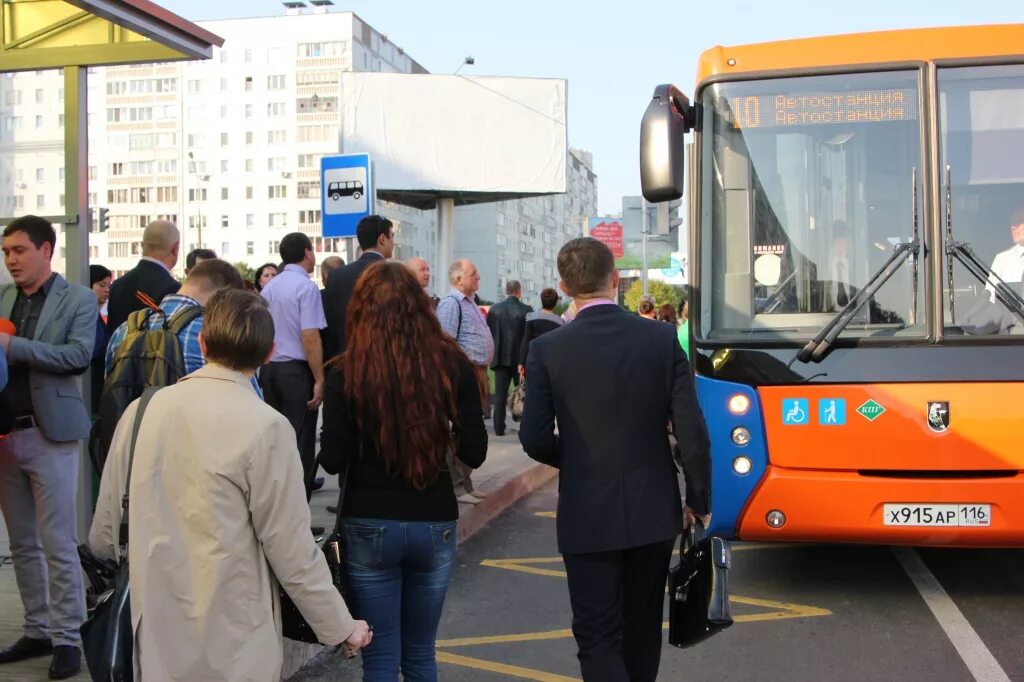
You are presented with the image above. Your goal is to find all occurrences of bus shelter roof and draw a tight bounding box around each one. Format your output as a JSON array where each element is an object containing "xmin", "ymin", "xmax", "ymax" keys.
[{"xmin": 1, "ymin": 0, "xmax": 224, "ymax": 72}]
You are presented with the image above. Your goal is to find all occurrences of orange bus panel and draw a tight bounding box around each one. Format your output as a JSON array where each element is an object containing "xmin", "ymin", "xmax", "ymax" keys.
[
  {"xmin": 696, "ymin": 24, "xmax": 1024, "ymax": 86},
  {"xmin": 758, "ymin": 384, "xmax": 1024, "ymax": 472}
]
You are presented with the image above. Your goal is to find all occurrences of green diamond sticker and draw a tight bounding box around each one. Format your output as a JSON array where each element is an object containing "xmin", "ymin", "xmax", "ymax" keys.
[{"xmin": 856, "ymin": 399, "xmax": 886, "ymax": 421}]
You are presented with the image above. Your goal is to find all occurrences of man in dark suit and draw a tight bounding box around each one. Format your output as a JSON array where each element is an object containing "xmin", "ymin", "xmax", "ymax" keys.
[
  {"xmin": 106, "ymin": 219, "xmax": 180, "ymax": 332},
  {"xmin": 486, "ymin": 280, "xmax": 532, "ymax": 436},
  {"xmin": 323, "ymin": 215, "xmax": 394, "ymax": 359},
  {"xmin": 519, "ymin": 237, "xmax": 711, "ymax": 682}
]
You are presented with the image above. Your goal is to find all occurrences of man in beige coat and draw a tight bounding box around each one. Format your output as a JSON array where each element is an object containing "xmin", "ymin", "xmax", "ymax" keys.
[{"xmin": 90, "ymin": 289, "xmax": 370, "ymax": 681}]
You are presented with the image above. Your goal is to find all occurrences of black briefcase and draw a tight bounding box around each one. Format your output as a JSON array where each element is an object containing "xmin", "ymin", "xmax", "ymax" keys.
[{"xmin": 667, "ymin": 523, "xmax": 733, "ymax": 648}]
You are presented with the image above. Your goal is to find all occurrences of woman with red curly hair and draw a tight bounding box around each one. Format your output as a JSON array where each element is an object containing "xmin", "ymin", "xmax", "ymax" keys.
[{"xmin": 319, "ymin": 261, "xmax": 487, "ymax": 680}]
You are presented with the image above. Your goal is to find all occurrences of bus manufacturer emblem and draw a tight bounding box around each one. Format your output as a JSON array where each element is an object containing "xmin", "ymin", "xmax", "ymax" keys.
[
  {"xmin": 927, "ymin": 401, "xmax": 950, "ymax": 433},
  {"xmin": 855, "ymin": 399, "xmax": 886, "ymax": 422}
]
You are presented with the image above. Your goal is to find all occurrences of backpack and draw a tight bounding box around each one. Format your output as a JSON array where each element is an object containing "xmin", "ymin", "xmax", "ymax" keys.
[{"xmin": 88, "ymin": 305, "xmax": 204, "ymax": 475}]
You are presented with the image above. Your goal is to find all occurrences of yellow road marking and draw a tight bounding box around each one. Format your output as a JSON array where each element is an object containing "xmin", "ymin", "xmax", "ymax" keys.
[
  {"xmin": 534, "ymin": 511, "xmax": 558, "ymax": 518},
  {"xmin": 438, "ymin": 628, "xmax": 575, "ymax": 648},
  {"xmin": 437, "ymin": 652, "xmax": 580, "ymax": 681}
]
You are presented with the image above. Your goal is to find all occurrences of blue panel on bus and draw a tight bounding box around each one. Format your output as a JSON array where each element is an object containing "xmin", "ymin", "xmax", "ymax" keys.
[{"xmin": 695, "ymin": 376, "xmax": 768, "ymax": 539}]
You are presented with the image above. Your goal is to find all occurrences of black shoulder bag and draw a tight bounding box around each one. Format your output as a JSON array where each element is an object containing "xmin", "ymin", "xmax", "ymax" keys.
[
  {"xmin": 280, "ymin": 461, "xmax": 351, "ymax": 644},
  {"xmin": 81, "ymin": 387, "xmax": 161, "ymax": 682},
  {"xmin": 667, "ymin": 521, "xmax": 734, "ymax": 648}
]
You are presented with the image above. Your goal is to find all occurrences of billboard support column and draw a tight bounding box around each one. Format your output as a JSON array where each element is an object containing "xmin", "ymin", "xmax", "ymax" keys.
[{"xmin": 436, "ymin": 197, "xmax": 455, "ymax": 297}]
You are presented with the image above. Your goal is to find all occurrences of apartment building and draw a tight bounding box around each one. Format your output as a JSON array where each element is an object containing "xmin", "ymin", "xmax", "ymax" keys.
[{"xmin": 2, "ymin": 6, "xmax": 594, "ymax": 291}]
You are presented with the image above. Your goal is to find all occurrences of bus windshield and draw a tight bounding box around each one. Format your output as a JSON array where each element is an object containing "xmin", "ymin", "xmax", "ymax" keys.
[{"xmin": 698, "ymin": 70, "xmax": 925, "ymax": 342}]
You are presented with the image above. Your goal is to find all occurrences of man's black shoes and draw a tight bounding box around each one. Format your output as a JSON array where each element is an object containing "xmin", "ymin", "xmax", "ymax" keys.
[
  {"xmin": 0, "ymin": 636, "xmax": 52, "ymax": 663},
  {"xmin": 48, "ymin": 646, "xmax": 81, "ymax": 680}
]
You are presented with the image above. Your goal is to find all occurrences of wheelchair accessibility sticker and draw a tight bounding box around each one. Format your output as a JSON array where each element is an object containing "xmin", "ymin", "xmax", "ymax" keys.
[{"xmin": 782, "ymin": 398, "xmax": 809, "ymax": 425}]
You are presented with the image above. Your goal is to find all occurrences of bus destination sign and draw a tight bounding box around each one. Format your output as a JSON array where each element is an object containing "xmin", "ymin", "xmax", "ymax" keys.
[{"xmin": 726, "ymin": 88, "xmax": 917, "ymax": 130}]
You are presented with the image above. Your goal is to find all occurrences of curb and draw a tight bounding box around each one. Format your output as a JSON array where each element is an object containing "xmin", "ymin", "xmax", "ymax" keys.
[{"xmin": 456, "ymin": 463, "xmax": 558, "ymax": 545}]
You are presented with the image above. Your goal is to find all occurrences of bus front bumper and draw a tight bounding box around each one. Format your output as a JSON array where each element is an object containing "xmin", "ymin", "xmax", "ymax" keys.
[{"xmin": 737, "ymin": 466, "xmax": 1024, "ymax": 547}]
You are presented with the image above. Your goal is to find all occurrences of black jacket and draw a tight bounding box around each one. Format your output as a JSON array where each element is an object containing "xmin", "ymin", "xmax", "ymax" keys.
[
  {"xmin": 486, "ymin": 296, "xmax": 532, "ymax": 369},
  {"xmin": 106, "ymin": 259, "xmax": 179, "ymax": 333},
  {"xmin": 323, "ymin": 252, "xmax": 386, "ymax": 360},
  {"xmin": 518, "ymin": 304, "xmax": 711, "ymax": 555},
  {"xmin": 319, "ymin": 356, "xmax": 488, "ymax": 522},
  {"xmin": 519, "ymin": 311, "xmax": 563, "ymax": 367}
]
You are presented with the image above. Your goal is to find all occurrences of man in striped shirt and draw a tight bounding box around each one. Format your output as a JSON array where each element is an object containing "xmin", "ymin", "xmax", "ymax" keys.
[{"xmin": 436, "ymin": 259, "xmax": 493, "ymax": 505}]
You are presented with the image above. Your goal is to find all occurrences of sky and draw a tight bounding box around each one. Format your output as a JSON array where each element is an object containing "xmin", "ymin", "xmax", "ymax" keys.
[{"xmin": 159, "ymin": 0, "xmax": 1022, "ymax": 215}]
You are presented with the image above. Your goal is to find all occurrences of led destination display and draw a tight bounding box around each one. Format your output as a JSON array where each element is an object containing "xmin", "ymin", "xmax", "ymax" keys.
[{"xmin": 725, "ymin": 88, "xmax": 917, "ymax": 129}]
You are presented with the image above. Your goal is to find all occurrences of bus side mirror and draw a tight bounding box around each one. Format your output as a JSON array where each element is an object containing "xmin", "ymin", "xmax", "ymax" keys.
[{"xmin": 640, "ymin": 84, "xmax": 694, "ymax": 203}]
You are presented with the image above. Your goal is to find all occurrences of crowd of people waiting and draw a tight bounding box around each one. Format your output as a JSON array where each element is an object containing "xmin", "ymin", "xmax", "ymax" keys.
[{"xmin": 0, "ymin": 213, "xmax": 707, "ymax": 682}]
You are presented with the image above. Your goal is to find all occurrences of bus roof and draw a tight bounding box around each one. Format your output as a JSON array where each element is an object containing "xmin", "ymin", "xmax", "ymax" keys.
[{"xmin": 696, "ymin": 24, "xmax": 1024, "ymax": 86}]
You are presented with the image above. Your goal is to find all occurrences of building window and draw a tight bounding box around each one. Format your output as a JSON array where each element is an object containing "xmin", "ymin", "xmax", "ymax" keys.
[
  {"xmin": 245, "ymin": 104, "xmax": 253, "ymax": 119},
  {"xmin": 267, "ymin": 130, "xmax": 286, "ymax": 145},
  {"xmin": 297, "ymin": 41, "xmax": 344, "ymax": 58},
  {"xmin": 244, "ymin": 49, "xmax": 253, "ymax": 63},
  {"xmin": 187, "ymin": 188, "xmax": 208, "ymax": 202},
  {"xmin": 245, "ymin": 132, "xmax": 253, "ymax": 145},
  {"xmin": 245, "ymin": 159, "xmax": 254, "ymax": 172},
  {"xmin": 246, "ymin": 241, "xmax": 254, "ymax": 256},
  {"xmin": 268, "ymin": 213, "xmax": 287, "ymax": 227},
  {"xmin": 267, "ymin": 102, "xmax": 285, "ymax": 117},
  {"xmin": 268, "ymin": 157, "xmax": 286, "ymax": 171},
  {"xmin": 297, "ymin": 153, "xmax": 321, "ymax": 168},
  {"xmin": 220, "ymin": 132, "xmax": 229, "ymax": 146},
  {"xmin": 267, "ymin": 75, "xmax": 286, "ymax": 90},
  {"xmin": 220, "ymin": 160, "xmax": 229, "ymax": 173},
  {"xmin": 187, "ymin": 80, "xmax": 203, "ymax": 94},
  {"xmin": 221, "ymin": 216, "xmax": 229, "ymax": 229},
  {"xmin": 221, "ymin": 187, "xmax": 229, "ymax": 200},
  {"xmin": 36, "ymin": 195, "xmax": 45, "ymax": 209},
  {"xmin": 35, "ymin": 115, "xmax": 43, "ymax": 128},
  {"xmin": 268, "ymin": 185, "xmax": 287, "ymax": 199},
  {"xmin": 246, "ymin": 187, "xmax": 254, "ymax": 200},
  {"xmin": 246, "ymin": 214, "xmax": 254, "ymax": 228},
  {"xmin": 297, "ymin": 181, "xmax": 320, "ymax": 199},
  {"xmin": 244, "ymin": 76, "xmax": 253, "ymax": 92},
  {"xmin": 221, "ymin": 241, "xmax": 230, "ymax": 255}
]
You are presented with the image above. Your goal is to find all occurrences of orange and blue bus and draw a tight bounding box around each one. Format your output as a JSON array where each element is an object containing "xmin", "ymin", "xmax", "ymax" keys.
[{"xmin": 640, "ymin": 24, "xmax": 1024, "ymax": 546}]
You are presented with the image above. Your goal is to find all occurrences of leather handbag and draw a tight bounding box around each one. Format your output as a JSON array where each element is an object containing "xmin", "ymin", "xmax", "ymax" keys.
[
  {"xmin": 81, "ymin": 387, "xmax": 160, "ymax": 682},
  {"xmin": 667, "ymin": 522, "xmax": 734, "ymax": 648},
  {"xmin": 280, "ymin": 462, "xmax": 350, "ymax": 644},
  {"xmin": 508, "ymin": 381, "xmax": 526, "ymax": 422}
]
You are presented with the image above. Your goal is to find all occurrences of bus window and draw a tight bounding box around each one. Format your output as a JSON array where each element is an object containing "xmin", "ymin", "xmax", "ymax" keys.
[
  {"xmin": 699, "ymin": 71, "xmax": 925, "ymax": 342},
  {"xmin": 938, "ymin": 65, "xmax": 1024, "ymax": 336}
]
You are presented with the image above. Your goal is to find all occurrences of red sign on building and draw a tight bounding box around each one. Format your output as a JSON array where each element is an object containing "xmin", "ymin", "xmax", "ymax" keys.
[{"xmin": 589, "ymin": 219, "xmax": 624, "ymax": 258}]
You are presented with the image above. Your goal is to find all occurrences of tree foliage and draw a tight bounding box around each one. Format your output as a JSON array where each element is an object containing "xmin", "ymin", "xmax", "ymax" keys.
[
  {"xmin": 233, "ymin": 261, "xmax": 255, "ymax": 284},
  {"xmin": 623, "ymin": 279, "xmax": 684, "ymax": 313}
]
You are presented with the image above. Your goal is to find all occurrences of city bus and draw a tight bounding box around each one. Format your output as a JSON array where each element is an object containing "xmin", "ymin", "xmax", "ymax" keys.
[{"xmin": 640, "ymin": 24, "xmax": 1024, "ymax": 546}]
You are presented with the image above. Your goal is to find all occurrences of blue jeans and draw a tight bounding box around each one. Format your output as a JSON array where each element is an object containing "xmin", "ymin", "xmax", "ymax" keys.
[{"xmin": 342, "ymin": 518, "xmax": 457, "ymax": 681}]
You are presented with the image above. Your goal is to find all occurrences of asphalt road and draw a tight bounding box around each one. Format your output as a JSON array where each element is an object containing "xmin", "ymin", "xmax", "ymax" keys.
[{"xmin": 433, "ymin": 479, "xmax": 1024, "ymax": 682}]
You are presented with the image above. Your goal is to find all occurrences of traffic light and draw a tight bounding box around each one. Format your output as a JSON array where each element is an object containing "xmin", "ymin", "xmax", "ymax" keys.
[{"xmin": 96, "ymin": 207, "xmax": 109, "ymax": 232}]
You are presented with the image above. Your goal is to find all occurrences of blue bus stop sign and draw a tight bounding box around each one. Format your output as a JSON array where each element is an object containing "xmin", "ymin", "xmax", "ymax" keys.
[{"xmin": 321, "ymin": 153, "xmax": 372, "ymax": 238}]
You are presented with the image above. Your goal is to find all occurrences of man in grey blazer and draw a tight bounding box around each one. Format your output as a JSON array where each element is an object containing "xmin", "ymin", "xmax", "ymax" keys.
[{"xmin": 0, "ymin": 215, "xmax": 95, "ymax": 679}]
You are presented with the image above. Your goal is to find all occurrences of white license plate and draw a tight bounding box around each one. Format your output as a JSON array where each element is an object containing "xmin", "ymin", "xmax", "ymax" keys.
[{"xmin": 883, "ymin": 504, "xmax": 990, "ymax": 527}]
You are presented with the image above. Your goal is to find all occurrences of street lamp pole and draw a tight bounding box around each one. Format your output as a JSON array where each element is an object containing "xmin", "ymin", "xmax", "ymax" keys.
[{"xmin": 641, "ymin": 197, "xmax": 649, "ymax": 297}]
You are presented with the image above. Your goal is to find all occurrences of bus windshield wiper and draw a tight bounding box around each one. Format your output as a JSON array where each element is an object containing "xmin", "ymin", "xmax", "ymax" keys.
[
  {"xmin": 795, "ymin": 238, "xmax": 920, "ymax": 363},
  {"xmin": 943, "ymin": 167, "xmax": 1024, "ymax": 327},
  {"xmin": 945, "ymin": 239, "xmax": 1024, "ymax": 325}
]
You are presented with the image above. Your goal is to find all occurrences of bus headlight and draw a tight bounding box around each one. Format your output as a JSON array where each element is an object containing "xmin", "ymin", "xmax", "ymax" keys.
[
  {"xmin": 732, "ymin": 456, "xmax": 752, "ymax": 475},
  {"xmin": 731, "ymin": 427, "xmax": 751, "ymax": 446},
  {"xmin": 728, "ymin": 394, "xmax": 750, "ymax": 415}
]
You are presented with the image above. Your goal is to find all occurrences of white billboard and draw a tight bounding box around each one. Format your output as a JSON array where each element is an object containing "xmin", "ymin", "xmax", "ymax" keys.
[{"xmin": 339, "ymin": 73, "xmax": 567, "ymax": 197}]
